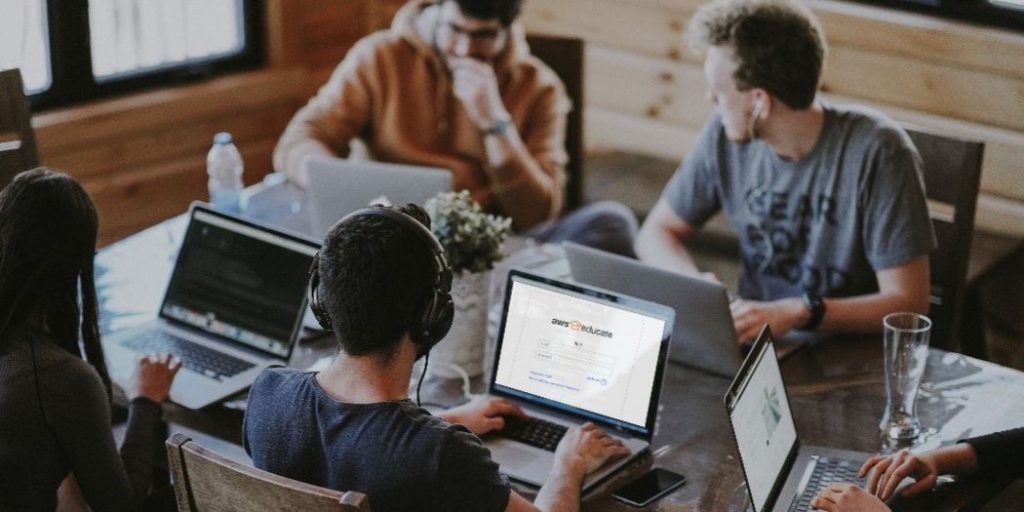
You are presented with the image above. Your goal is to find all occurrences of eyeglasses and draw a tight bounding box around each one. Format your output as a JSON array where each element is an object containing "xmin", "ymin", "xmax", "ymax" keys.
[{"xmin": 442, "ymin": 22, "xmax": 506, "ymax": 46}]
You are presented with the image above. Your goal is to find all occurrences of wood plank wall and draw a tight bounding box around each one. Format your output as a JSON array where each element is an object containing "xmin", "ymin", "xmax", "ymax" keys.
[
  {"xmin": 520, "ymin": 0, "xmax": 1024, "ymax": 238},
  {"xmin": 29, "ymin": 0, "xmax": 1024, "ymax": 243}
]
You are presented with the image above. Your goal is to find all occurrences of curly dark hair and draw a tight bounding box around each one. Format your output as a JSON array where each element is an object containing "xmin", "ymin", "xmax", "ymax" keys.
[
  {"xmin": 688, "ymin": 0, "xmax": 827, "ymax": 109},
  {"xmin": 317, "ymin": 204, "xmax": 437, "ymax": 360},
  {"xmin": 452, "ymin": 0, "xmax": 523, "ymax": 26},
  {"xmin": 0, "ymin": 168, "xmax": 109, "ymax": 396}
]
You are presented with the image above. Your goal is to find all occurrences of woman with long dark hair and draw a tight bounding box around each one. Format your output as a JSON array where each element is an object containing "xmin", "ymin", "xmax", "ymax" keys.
[{"xmin": 0, "ymin": 168, "xmax": 180, "ymax": 510}]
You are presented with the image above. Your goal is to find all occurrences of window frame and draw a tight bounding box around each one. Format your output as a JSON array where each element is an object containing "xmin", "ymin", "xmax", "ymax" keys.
[
  {"xmin": 29, "ymin": 0, "xmax": 265, "ymax": 111},
  {"xmin": 847, "ymin": 0, "xmax": 1024, "ymax": 33}
]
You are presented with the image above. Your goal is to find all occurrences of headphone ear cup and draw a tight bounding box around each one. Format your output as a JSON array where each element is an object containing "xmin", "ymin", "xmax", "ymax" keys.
[
  {"xmin": 308, "ymin": 256, "xmax": 334, "ymax": 331},
  {"xmin": 417, "ymin": 290, "xmax": 454, "ymax": 350}
]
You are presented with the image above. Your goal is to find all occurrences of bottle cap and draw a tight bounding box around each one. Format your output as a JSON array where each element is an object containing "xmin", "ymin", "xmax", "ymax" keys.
[{"xmin": 213, "ymin": 132, "xmax": 233, "ymax": 145}]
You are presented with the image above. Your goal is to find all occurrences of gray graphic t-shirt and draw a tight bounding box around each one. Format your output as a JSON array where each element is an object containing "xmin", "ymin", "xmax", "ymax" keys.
[{"xmin": 664, "ymin": 103, "xmax": 935, "ymax": 301}]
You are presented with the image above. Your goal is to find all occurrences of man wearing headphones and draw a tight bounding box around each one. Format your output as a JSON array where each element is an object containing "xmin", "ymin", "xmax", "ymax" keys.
[
  {"xmin": 243, "ymin": 204, "xmax": 629, "ymax": 512},
  {"xmin": 636, "ymin": 0, "xmax": 935, "ymax": 343},
  {"xmin": 273, "ymin": 0, "xmax": 636, "ymax": 257}
]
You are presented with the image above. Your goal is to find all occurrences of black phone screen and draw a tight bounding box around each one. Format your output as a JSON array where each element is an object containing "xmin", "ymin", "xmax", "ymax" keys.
[{"xmin": 611, "ymin": 468, "xmax": 686, "ymax": 507}]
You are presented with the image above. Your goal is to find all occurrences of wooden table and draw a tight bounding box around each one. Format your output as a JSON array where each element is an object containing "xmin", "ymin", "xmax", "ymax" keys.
[{"xmin": 97, "ymin": 178, "xmax": 1024, "ymax": 511}]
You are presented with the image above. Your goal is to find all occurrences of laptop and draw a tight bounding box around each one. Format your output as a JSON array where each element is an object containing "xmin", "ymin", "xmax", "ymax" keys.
[
  {"xmin": 725, "ymin": 326, "xmax": 871, "ymax": 512},
  {"xmin": 483, "ymin": 270, "xmax": 675, "ymax": 492},
  {"xmin": 304, "ymin": 156, "xmax": 452, "ymax": 239},
  {"xmin": 103, "ymin": 203, "xmax": 320, "ymax": 409},
  {"xmin": 564, "ymin": 242, "xmax": 741, "ymax": 377}
]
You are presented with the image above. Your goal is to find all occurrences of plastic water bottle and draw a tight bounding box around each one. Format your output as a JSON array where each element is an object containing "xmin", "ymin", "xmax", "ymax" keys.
[{"xmin": 207, "ymin": 132, "xmax": 244, "ymax": 213}]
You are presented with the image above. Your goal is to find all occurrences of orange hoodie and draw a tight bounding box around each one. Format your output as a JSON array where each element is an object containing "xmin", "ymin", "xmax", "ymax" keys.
[{"xmin": 273, "ymin": 0, "xmax": 571, "ymax": 230}]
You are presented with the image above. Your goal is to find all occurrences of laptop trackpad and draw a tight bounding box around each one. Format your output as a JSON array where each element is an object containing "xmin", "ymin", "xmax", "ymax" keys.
[{"xmin": 489, "ymin": 441, "xmax": 539, "ymax": 470}]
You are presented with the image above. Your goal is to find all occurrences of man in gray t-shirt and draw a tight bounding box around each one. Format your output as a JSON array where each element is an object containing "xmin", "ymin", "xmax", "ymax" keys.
[{"xmin": 637, "ymin": 0, "xmax": 935, "ymax": 343}]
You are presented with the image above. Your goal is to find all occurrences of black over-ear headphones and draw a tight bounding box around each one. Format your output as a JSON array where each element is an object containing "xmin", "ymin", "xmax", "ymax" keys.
[{"xmin": 308, "ymin": 207, "xmax": 455, "ymax": 352}]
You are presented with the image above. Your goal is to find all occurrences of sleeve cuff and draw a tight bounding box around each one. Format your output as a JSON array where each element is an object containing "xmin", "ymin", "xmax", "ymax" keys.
[{"xmin": 128, "ymin": 396, "xmax": 162, "ymax": 411}]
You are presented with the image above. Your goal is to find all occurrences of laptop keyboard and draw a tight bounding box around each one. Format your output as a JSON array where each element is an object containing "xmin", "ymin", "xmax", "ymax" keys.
[
  {"xmin": 792, "ymin": 456, "xmax": 866, "ymax": 512},
  {"xmin": 120, "ymin": 331, "xmax": 255, "ymax": 381},
  {"xmin": 501, "ymin": 416, "xmax": 568, "ymax": 452}
]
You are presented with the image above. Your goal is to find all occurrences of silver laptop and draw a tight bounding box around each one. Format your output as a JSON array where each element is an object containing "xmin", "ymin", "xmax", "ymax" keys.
[
  {"xmin": 564, "ymin": 242, "xmax": 741, "ymax": 377},
  {"xmin": 725, "ymin": 327, "xmax": 870, "ymax": 512},
  {"xmin": 104, "ymin": 204, "xmax": 319, "ymax": 409},
  {"xmin": 304, "ymin": 156, "xmax": 452, "ymax": 239},
  {"xmin": 484, "ymin": 270, "xmax": 675, "ymax": 492}
]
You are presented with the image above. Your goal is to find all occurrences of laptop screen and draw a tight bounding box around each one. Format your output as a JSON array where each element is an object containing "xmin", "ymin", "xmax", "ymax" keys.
[
  {"xmin": 159, "ymin": 207, "xmax": 319, "ymax": 359},
  {"xmin": 726, "ymin": 331, "xmax": 798, "ymax": 512},
  {"xmin": 490, "ymin": 271, "xmax": 673, "ymax": 438}
]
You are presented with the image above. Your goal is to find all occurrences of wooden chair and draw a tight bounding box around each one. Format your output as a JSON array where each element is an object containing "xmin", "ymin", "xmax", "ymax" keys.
[
  {"xmin": 526, "ymin": 34, "xmax": 585, "ymax": 213},
  {"xmin": 166, "ymin": 433, "xmax": 370, "ymax": 512},
  {"xmin": 0, "ymin": 68, "xmax": 40, "ymax": 188},
  {"xmin": 906, "ymin": 127, "xmax": 985, "ymax": 353}
]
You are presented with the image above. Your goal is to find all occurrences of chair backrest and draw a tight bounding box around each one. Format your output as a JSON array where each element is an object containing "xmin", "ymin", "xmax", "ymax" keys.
[
  {"xmin": 166, "ymin": 433, "xmax": 370, "ymax": 512},
  {"xmin": 526, "ymin": 34, "xmax": 584, "ymax": 213},
  {"xmin": 906, "ymin": 127, "xmax": 984, "ymax": 351},
  {"xmin": 0, "ymin": 68, "xmax": 40, "ymax": 188}
]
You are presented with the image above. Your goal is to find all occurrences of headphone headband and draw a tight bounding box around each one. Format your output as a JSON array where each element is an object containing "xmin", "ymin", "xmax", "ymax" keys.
[
  {"xmin": 308, "ymin": 206, "xmax": 454, "ymax": 353},
  {"xmin": 338, "ymin": 207, "xmax": 451, "ymax": 286}
]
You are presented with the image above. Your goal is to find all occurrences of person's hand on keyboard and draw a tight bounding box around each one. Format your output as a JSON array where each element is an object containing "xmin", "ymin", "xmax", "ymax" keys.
[
  {"xmin": 810, "ymin": 483, "xmax": 890, "ymax": 512},
  {"xmin": 553, "ymin": 422, "xmax": 630, "ymax": 476},
  {"xmin": 439, "ymin": 396, "xmax": 528, "ymax": 436},
  {"xmin": 861, "ymin": 448, "xmax": 942, "ymax": 500},
  {"xmin": 126, "ymin": 353, "xmax": 182, "ymax": 403}
]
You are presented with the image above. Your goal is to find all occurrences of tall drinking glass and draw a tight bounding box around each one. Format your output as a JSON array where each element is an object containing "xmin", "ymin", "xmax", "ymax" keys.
[{"xmin": 880, "ymin": 312, "xmax": 932, "ymax": 441}]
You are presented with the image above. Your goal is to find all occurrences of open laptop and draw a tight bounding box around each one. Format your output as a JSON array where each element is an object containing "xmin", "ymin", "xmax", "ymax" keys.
[
  {"xmin": 103, "ymin": 203, "xmax": 320, "ymax": 409},
  {"xmin": 564, "ymin": 242, "xmax": 741, "ymax": 377},
  {"xmin": 304, "ymin": 156, "xmax": 452, "ymax": 239},
  {"xmin": 725, "ymin": 326, "xmax": 871, "ymax": 512},
  {"xmin": 483, "ymin": 270, "xmax": 675, "ymax": 492}
]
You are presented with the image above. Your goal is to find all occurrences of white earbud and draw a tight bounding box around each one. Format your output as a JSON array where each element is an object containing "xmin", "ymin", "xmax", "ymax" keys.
[{"xmin": 748, "ymin": 98, "xmax": 765, "ymax": 139}]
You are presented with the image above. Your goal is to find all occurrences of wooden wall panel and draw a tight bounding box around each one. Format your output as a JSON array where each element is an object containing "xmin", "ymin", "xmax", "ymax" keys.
[
  {"xmin": 525, "ymin": 0, "xmax": 698, "ymax": 64},
  {"xmin": 588, "ymin": 46, "xmax": 711, "ymax": 131},
  {"xmin": 824, "ymin": 45, "xmax": 1024, "ymax": 132},
  {"xmin": 28, "ymin": 0, "xmax": 1024, "ymax": 242},
  {"xmin": 85, "ymin": 135, "xmax": 279, "ymax": 244},
  {"xmin": 34, "ymin": 69, "xmax": 307, "ymax": 245},
  {"xmin": 522, "ymin": 0, "xmax": 1024, "ymax": 237},
  {"xmin": 810, "ymin": 1, "xmax": 1024, "ymax": 79}
]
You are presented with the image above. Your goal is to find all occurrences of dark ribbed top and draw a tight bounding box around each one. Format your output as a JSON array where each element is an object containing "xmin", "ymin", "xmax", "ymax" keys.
[{"xmin": 0, "ymin": 328, "xmax": 162, "ymax": 511}]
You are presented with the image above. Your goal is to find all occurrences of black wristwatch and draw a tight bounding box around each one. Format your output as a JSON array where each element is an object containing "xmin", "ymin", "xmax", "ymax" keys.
[{"xmin": 802, "ymin": 292, "xmax": 825, "ymax": 331}]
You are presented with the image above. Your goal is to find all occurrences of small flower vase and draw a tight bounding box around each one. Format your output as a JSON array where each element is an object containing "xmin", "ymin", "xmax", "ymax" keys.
[{"xmin": 428, "ymin": 269, "xmax": 492, "ymax": 379}]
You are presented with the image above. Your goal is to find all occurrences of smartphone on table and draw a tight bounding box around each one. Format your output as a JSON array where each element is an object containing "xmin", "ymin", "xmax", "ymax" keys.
[{"xmin": 610, "ymin": 467, "xmax": 686, "ymax": 507}]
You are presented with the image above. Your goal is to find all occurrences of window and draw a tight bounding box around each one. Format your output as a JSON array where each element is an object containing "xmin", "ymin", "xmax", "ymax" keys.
[
  {"xmin": 0, "ymin": 0, "xmax": 50, "ymax": 94},
  {"xmin": 0, "ymin": 0, "xmax": 263, "ymax": 111}
]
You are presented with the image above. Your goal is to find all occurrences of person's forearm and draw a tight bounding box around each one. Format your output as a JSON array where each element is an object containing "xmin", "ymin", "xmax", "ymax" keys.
[
  {"xmin": 815, "ymin": 291, "xmax": 927, "ymax": 334},
  {"xmin": 533, "ymin": 461, "xmax": 584, "ymax": 512},
  {"xmin": 483, "ymin": 130, "xmax": 563, "ymax": 230},
  {"xmin": 963, "ymin": 427, "xmax": 1024, "ymax": 479},
  {"xmin": 635, "ymin": 223, "xmax": 703, "ymax": 277},
  {"xmin": 273, "ymin": 136, "xmax": 337, "ymax": 190},
  {"xmin": 930, "ymin": 444, "xmax": 979, "ymax": 476}
]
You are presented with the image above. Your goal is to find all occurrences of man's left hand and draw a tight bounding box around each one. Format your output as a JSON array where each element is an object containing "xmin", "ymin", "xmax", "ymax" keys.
[
  {"xmin": 440, "ymin": 396, "xmax": 527, "ymax": 436},
  {"xmin": 730, "ymin": 297, "xmax": 808, "ymax": 343},
  {"xmin": 449, "ymin": 57, "xmax": 508, "ymax": 131}
]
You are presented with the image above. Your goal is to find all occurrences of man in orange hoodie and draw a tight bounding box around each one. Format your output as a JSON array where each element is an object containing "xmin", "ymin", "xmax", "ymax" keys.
[{"xmin": 274, "ymin": 0, "xmax": 636, "ymax": 256}]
